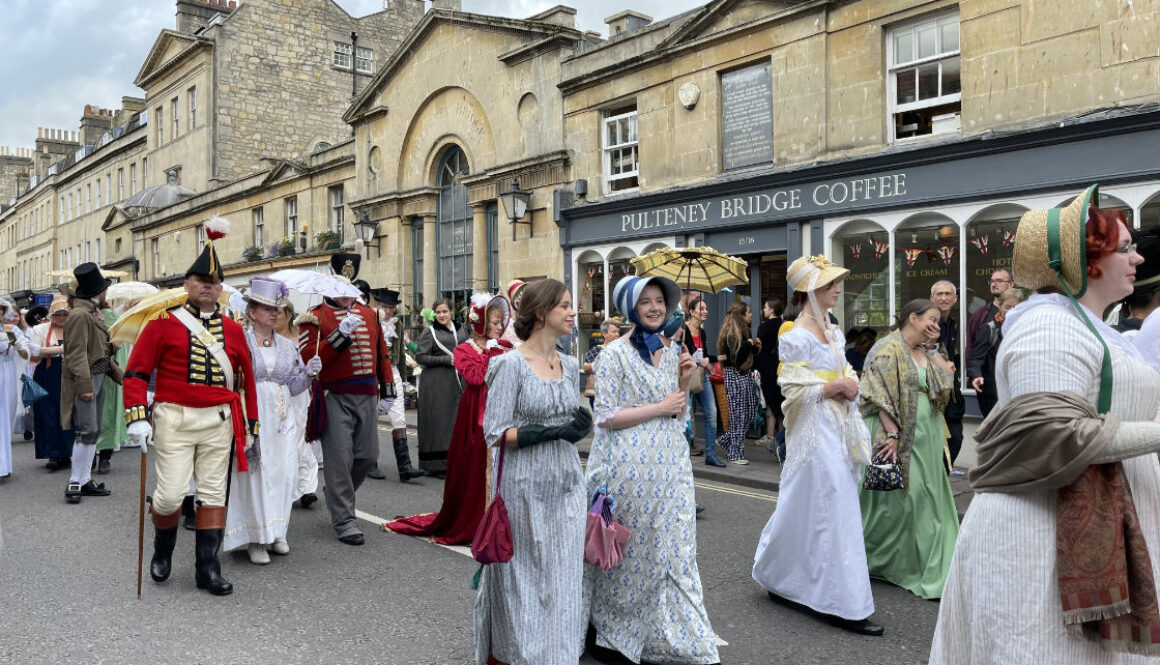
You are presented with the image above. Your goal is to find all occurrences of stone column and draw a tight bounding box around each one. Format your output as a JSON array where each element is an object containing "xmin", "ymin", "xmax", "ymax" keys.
[
  {"xmin": 421, "ymin": 214, "xmax": 438, "ymax": 304},
  {"xmin": 471, "ymin": 203, "xmax": 489, "ymax": 293}
]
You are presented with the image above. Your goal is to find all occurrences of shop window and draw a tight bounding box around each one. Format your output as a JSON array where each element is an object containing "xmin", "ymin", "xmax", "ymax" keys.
[
  {"xmin": 436, "ymin": 147, "xmax": 473, "ymax": 308},
  {"xmin": 964, "ymin": 204, "xmax": 1025, "ymax": 318},
  {"xmin": 606, "ymin": 247, "xmax": 637, "ymax": 318},
  {"xmin": 895, "ymin": 214, "xmax": 960, "ymax": 317},
  {"xmin": 1141, "ymin": 191, "xmax": 1160, "ymax": 231},
  {"xmin": 603, "ymin": 105, "xmax": 639, "ymax": 194},
  {"xmin": 888, "ymin": 12, "xmax": 960, "ymax": 141},
  {"xmin": 576, "ymin": 250, "xmax": 606, "ymax": 362},
  {"xmin": 834, "ymin": 220, "xmax": 891, "ymax": 334}
]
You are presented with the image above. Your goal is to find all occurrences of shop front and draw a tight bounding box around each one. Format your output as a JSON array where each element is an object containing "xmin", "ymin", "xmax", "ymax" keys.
[{"xmin": 558, "ymin": 108, "xmax": 1160, "ymax": 406}]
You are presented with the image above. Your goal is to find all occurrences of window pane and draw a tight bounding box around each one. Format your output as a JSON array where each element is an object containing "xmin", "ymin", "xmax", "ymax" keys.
[
  {"xmin": 625, "ymin": 117, "xmax": 636, "ymax": 143},
  {"xmin": 895, "ymin": 68, "xmax": 917, "ymax": 104},
  {"xmin": 918, "ymin": 62, "xmax": 940, "ymax": 100},
  {"xmin": 893, "ymin": 31, "xmax": 913, "ymax": 65},
  {"xmin": 918, "ymin": 25, "xmax": 938, "ymax": 59},
  {"xmin": 941, "ymin": 21, "xmax": 959, "ymax": 52},
  {"xmin": 942, "ymin": 57, "xmax": 961, "ymax": 96},
  {"xmin": 606, "ymin": 121, "xmax": 618, "ymax": 147}
]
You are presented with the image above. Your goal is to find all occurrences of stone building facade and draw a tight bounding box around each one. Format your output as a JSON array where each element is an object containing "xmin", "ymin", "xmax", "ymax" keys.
[{"xmin": 555, "ymin": 0, "xmax": 1160, "ymax": 404}]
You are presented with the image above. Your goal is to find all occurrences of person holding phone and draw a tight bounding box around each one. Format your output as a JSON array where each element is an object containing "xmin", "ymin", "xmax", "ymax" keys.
[{"xmin": 1, "ymin": 299, "xmax": 31, "ymax": 479}]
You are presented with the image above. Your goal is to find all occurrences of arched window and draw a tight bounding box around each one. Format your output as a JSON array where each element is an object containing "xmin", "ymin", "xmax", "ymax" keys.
[
  {"xmin": 894, "ymin": 213, "xmax": 958, "ymax": 317},
  {"xmin": 964, "ymin": 203, "xmax": 1026, "ymax": 318},
  {"xmin": 436, "ymin": 147, "xmax": 472, "ymax": 311},
  {"xmin": 832, "ymin": 220, "xmax": 890, "ymax": 334},
  {"xmin": 606, "ymin": 247, "xmax": 637, "ymax": 318},
  {"xmin": 1140, "ymin": 190, "xmax": 1160, "ymax": 231}
]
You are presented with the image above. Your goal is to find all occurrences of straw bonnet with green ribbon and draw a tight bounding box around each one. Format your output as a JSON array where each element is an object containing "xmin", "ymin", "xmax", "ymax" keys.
[
  {"xmin": 786, "ymin": 254, "xmax": 850, "ymax": 293},
  {"xmin": 1012, "ymin": 183, "xmax": 1113, "ymax": 413}
]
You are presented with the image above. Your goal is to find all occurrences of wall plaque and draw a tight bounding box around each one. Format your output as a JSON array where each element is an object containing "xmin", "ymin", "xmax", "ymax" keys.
[{"xmin": 721, "ymin": 61, "xmax": 773, "ymax": 171}]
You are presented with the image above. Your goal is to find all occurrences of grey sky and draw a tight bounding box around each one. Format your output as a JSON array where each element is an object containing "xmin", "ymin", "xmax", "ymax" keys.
[{"xmin": 0, "ymin": 0, "xmax": 705, "ymax": 152}]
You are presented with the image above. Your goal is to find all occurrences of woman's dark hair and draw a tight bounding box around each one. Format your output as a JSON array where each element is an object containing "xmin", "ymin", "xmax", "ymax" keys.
[
  {"xmin": 513, "ymin": 279, "xmax": 568, "ymax": 341},
  {"xmin": 687, "ymin": 296, "xmax": 703, "ymax": 314},
  {"xmin": 432, "ymin": 298, "xmax": 453, "ymax": 313},
  {"xmin": 892, "ymin": 298, "xmax": 938, "ymax": 331},
  {"xmin": 763, "ymin": 297, "xmax": 785, "ymax": 318}
]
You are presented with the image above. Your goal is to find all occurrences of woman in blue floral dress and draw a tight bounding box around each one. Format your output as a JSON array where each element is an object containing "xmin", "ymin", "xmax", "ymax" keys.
[{"xmin": 585, "ymin": 275, "xmax": 720, "ymax": 665}]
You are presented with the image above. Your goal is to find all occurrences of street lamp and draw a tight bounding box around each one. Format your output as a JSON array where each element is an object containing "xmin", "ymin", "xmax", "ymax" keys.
[
  {"xmin": 354, "ymin": 211, "xmax": 381, "ymax": 258},
  {"xmin": 499, "ymin": 177, "xmax": 532, "ymax": 241}
]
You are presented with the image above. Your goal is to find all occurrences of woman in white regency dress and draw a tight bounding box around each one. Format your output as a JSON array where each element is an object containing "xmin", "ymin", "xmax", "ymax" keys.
[{"xmin": 751, "ymin": 255, "xmax": 881, "ymax": 636}]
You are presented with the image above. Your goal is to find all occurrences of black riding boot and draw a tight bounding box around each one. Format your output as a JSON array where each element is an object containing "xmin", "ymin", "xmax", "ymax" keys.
[
  {"xmin": 150, "ymin": 509, "xmax": 180, "ymax": 582},
  {"xmin": 393, "ymin": 429, "xmax": 427, "ymax": 482},
  {"xmin": 194, "ymin": 506, "xmax": 233, "ymax": 596},
  {"xmin": 181, "ymin": 494, "xmax": 197, "ymax": 531}
]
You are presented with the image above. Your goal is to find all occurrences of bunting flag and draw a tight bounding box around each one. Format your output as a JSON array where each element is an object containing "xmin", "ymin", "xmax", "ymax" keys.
[
  {"xmin": 904, "ymin": 248, "xmax": 925, "ymax": 268},
  {"xmin": 969, "ymin": 235, "xmax": 990, "ymax": 256},
  {"xmin": 848, "ymin": 241, "xmax": 863, "ymax": 261},
  {"xmin": 1001, "ymin": 228, "xmax": 1017, "ymax": 249},
  {"xmin": 936, "ymin": 245, "xmax": 957, "ymax": 267},
  {"xmin": 872, "ymin": 239, "xmax": 890, "ymax": 259}
]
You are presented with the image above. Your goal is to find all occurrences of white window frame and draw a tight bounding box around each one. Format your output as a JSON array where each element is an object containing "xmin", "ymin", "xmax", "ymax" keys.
[
  {"xmin": 118, "ymin": 168, "xmax": 125, "ymax": 200},
  {"xmin": 172, "ymin": 97, "xmax": 180, "ymax": 139},
  {"xmin": 156, "ymin": 106, "xmax": 164, "ymax": 145},
  {"xmin": 284, "ymin": 196, "xmax": 298, "ymax": 239},
  {"xmin": 188, "ymin": 86, "xmax": 197, "ymax": 129},
  {"xmin": 886, "ymin": 11, "xmax": 961, "ymax": 143},
  {"xmin": 333, "ymin": 42, "xmax": 352, "ymax": 69},
  {"xmin": 355, "ymin": 46, "xmax": 373, "ymax": 73},
  {"xmin": 151, "ymin": 238, "xmax": 160, "ymax": 276},
  {"xmin": 602, "ymin": 106, "xmax": 640, "ymax": 195},
  {"xmin": 130, "ymin": 163, "xmax": 137, "ymax": 196},
  {"xmin": 253, "ymin": 207, "xmax": 265, "ymax": 248},
  {"xmin": 329, "ymin": 185, "xmax": 345, "ymax": 243}
]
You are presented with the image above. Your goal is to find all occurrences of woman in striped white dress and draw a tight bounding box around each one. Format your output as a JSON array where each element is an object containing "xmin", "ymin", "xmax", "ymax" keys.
[
  {"xmin": 475, "ymin": 279, "xmax": 592, "ymax": 665},
  {"xmin": 931, "ymin": 188, "xmax": 1160, "ymax": 663}
]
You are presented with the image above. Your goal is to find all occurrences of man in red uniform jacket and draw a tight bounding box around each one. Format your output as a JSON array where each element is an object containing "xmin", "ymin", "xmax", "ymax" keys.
[
  {"xmin": 297, "ymin": 253, "xmax": 394, "ymax": 545},
  {"xmin": 124, "ymin": 216, "xmax": 258, "ymax": 595}
]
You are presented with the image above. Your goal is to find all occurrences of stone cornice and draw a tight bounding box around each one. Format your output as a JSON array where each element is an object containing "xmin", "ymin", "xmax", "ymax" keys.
[{"xmin": 135, "ymin": 30, "xmax": 213, "ymax": 89}]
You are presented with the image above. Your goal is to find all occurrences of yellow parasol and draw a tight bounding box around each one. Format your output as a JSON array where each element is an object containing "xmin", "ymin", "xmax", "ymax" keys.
[
  {"xmin": 46, "ymin": 268, "xmax": 131, "ymax": 280},
  {"xmin": 629, "ymin": 246, "xmax": 749, "ymax": 294},
  {"xmin": 109, "ymin": 285, "xmax": 235, "ymax": 344}
]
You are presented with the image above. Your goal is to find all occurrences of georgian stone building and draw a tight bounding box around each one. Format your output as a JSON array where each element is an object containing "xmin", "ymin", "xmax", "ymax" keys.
[
  {"xmin": 555, "ymin": 0, "xmax": 1160, "ymax": 366},
  {"xmin": 0, "ymin": 0, "xmax": 425, "ymax": 301}
]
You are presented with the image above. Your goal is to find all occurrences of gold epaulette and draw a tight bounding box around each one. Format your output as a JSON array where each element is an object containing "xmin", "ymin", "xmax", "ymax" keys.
[{"xmin": 295, "ymin": 313, "xmax": 319, "ymax": 326}]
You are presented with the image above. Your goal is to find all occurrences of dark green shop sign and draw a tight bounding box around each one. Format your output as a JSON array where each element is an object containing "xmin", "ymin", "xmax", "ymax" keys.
[{"xmin": 615, "ymin": 172, "xmax": 909, "ymax": 234}]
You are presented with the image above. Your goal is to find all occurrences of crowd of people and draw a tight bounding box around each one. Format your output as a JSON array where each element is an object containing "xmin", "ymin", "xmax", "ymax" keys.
[{"xmin": 2, "ymin": 183, "xmax": 1160, "ymax": 664}]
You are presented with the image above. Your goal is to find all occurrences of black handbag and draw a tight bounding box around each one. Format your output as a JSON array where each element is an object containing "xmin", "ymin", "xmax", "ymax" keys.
[{"xmin": 862, "ymin": 449, "xmax": 904, "ymax": 492}]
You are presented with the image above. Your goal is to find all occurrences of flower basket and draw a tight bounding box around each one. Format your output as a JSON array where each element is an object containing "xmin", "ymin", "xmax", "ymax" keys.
[
  {"xmin": 242, "ymin": 246, "xmax": 264, "ymax": 263},
  {"xmin": 269, "ymin": 236, "xmax": 296, "ymax": 257},
  {"xmin": 315, "ymin": 230, "xmax": 340, "ymax": 250}
]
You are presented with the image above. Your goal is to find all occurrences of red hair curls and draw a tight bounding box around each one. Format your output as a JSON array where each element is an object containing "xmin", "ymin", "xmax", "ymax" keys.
[{"xmin": 1085, "ymin": 206, "xmax": 1128, "ymax": 280}]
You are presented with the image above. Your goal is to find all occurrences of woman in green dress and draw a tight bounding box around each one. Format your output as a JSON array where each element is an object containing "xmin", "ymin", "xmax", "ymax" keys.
[{"xmin": 858, "ymin": 298, "xmax": 960, "ymax": 600}]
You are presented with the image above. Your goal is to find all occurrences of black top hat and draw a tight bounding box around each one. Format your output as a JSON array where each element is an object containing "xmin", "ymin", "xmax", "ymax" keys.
[
  {"xmin": 330, "ymin": 253, "xmax": 361, "ymax": 281},
  {"xmin": 372, "ymin": 288, "xmax": 401, "ymax": 305},
  {"xmin": 25, "ymin": 306, "xmax": 48, "ymax": 327},
  {"xmin": 353, "ymin": 279, "xmax": 371, "ymax": 303},
  {"xmin": 73, "ymin": 262, "xmax": 112, "ymax": 299}
]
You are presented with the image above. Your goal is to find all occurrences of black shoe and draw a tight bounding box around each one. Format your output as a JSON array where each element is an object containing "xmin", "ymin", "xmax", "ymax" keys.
[
  {"xmin": 65, "ymin": 482, "xmax": 82, "ymax": 504},
  {"xmin": 45, "ymin": 459, "xmax": 64, "ymax": 472},
  {"xmin": 96, "ymin": 459, "xmax": 111, "ymax": 475},
  {"xmin": 366, "ymin": 465, "xmax": 386, "ymax": 480},
  {"xmin": 79, "ymin": 481, "xmax": 111, "ymax": 497},
  {"xmin": 299, "ymin": 492, "xmax": 318, "ymax": 509},
  {"xmin": 338, "ymin": 533, "xmax": 365, "ymax": 546},
  {"xmin": 822, "ymin": 615, "xmax": 885, "ymax": 636},
  {"xmin": 23, "ymin": 430, "xmax": 32, "ymax": 441},
  {"xmin": 181, "ymin": 495, "xmax": 197, "ymax": 531},
  {"xmin": 194, "ymin": 529, "xmax": 233, "ymax": 596},
  {"xmin": 150, "ymin": 525, "xmax": 179, "ymax": 582}
]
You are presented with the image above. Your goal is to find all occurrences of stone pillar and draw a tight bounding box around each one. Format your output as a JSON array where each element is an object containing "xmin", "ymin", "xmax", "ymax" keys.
[
  {"xmin": 471, "ymin": 203, "xmax": 489, "ymax": 294},
  {"xmin": 421, "ymin": 214, "xmax": 438, "ymax": 305}
]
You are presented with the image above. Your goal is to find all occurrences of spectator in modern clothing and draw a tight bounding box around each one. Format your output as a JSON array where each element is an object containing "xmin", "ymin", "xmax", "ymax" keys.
[
  {"xmin": 754, "ymin": 298, "xmax": 784, "ymax": 446},
  {"xmin": 967, "ymin": 288, "xmax": 1025, "ymax": 419},
  {"xmin": 844, "ymin": 328, "xmax": 876, "ymax": 376},
  {"xmin": 682, "ymin": 296, "xmax": 723, "ymax": 467},
  {"xmin": 965, "ymin": 268, "xmax": 1014, "ymax": 359},
  {"xmin": 1113, "ymin": 229, "xmax": 1160, "ymax": 338},
  {"xmin": 583, "ymin": 318, "xmax": 621, "ymax": 409},
  {"xmin": 930, "ymin": 279, "xmax": 964, "ymax": 466},
  {"xmin": 715, "ymin": 302, "xmax": 758, "ymax": 464}
]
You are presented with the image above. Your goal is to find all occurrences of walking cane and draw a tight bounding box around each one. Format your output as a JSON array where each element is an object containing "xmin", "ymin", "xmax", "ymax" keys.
[{"xmin": 136, "ymin": 439, "xmax": 147, "ymax": 599}]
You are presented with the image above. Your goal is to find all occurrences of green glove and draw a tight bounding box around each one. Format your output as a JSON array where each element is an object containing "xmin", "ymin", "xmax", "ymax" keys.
[
  {"xmin": 557, "ymin": 407, "xmax": 593, "ymax": 443},
  {"xmin": 515, "ymin": 408, "xmax": 593, "ymax": 448}
]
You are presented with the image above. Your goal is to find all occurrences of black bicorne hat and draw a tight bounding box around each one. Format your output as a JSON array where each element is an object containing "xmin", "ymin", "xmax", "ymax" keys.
[
  {"xmin": 186, "ymin": 216, "xmax": 230, "ymax": 282},
  {"xmin": 73, "ymin": 262, "xmax": 113, "ymax": 299},
  {"xmin": 330, "ymin": 253, "xmax": 361, "ymax": 281}
]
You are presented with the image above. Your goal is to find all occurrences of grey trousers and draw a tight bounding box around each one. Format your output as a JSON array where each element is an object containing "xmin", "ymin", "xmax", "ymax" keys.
[
  {"xmin": 69, "ymin": 373, "xmax": 105, "ymax": 484},
  {"xmin": 320, "ymin": 391, "xmax": 380, "ymax": 537}
]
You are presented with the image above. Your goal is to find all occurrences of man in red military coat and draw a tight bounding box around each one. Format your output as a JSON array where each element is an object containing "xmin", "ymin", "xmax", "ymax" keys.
[
  {"xmin": 124, "ymin": 216, "xmax": 258, "ymax": 596},
  {"xmin": 297, "ymin": 252, "xmax": 394, "ymax": 545}
]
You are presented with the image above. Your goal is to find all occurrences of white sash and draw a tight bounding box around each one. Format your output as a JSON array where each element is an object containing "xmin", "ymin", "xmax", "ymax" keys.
[{"xmin": 173, "ymin": 308, "xmax": 235, "ymax": 392}]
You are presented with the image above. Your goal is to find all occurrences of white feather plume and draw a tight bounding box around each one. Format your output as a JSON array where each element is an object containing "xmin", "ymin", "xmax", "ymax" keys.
[{"xmin": 204, "ymin": 215, "xmax": 231, "ymax": 240}]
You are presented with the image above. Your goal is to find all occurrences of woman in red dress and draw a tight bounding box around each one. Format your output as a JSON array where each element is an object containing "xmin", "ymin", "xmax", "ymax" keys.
[{"xmin": 384, "ymin": 293, "xmax": 511, "ymax": 544}]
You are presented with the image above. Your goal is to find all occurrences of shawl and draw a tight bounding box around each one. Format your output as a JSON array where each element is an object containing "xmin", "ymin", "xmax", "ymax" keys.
[
  {"xmin": 245, "ymin": 328, "xmax": 311, "ymax": 397},
  {"xmin": 858, "ymin": 330, "xmax": 952, "ymax": 491},
  {"xmin": 968, "ymin": 391, "xmax": 1160, "ymax": 655},
  {"xmin": 779, "ymin": 360, "xmax": 870, "ymax": 483}
]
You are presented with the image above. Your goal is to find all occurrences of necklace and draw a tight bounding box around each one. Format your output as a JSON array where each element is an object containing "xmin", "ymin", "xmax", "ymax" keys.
[
  {"xmin": 526, "ymin": 345, "xmax": 558, "ymax": 371},
  {"xmin": 254, "ymin": 330, "xmax": 274, "ymax": 347}
]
